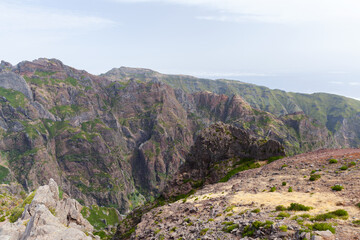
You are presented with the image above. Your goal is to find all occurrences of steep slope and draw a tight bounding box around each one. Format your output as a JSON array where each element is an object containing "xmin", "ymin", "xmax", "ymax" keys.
[
  {"xmin": 103, "ymin": 67, "xmax": 360, "ymax": 146},
  {"xmin": 130, "ymin": 148, "xmax": 360, "ymax": 240}
]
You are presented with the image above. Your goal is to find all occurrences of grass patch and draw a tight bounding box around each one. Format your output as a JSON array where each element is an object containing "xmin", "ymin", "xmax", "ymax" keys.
[
  {"xmin": 311, "ymin": 209, "xmax": 348, "ymax": 221},
  {"xmin": 277, "ymin": 212, "xmax": 290, "ymax": 218},
  {"xmin": 81, "ymin": 205, "xmax": 120, "ymax": 230},
  {"xmin": 267, "ymin": 156, "xmax": 284, "ymax": 164}
]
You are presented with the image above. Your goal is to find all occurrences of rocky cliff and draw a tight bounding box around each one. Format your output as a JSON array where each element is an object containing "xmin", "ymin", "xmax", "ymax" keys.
[{"xmin": 0, "ymin": 178, "xmax": 96, "ymax": 240}]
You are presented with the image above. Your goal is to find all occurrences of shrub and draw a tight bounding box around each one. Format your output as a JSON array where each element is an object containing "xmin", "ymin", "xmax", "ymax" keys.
[
  {"xmin": 349, "ymin": 161, "xmax": 356, "ymax": 167},
  {"xmin": 287, "ymin": 203, "xmax": 312, "ymax": 211},
  {"xmin": 312, "ymin": 209, "xmax": 348, "ymax": 221},
  {"xmin": 309, "ymin": 174, "xmax": 321, "ymax": 181},
  {"xmin": 281, "ymin": 164, "xmax": 288, "ymax": 168},
  {"xmin": 270, "ymin": 186, "xmax": 276, "ymax": 192},
  {"xmin": 331, "ymin": 185, "xmax": 344, "ymax": 191},
  {"xmin": 340, "ymin": 165, "xmax": 348, "ymax": 171},
  {"xmin": 251, "ymin": 208, "xmax": 260, "ymax": 213},
  {"xmin": 282, "ymin": 182, "xmax": 287, "ymax": 186},
  {"xmin": 329, "ymin": 159, "xmax": 338, "ymax": 164},
  {"xmin": 310, "ymin": 223, "xmax": 335, "ymax": 233},
  {"xmin": 276, "ymin": 205, "xmax": 287, "ymax": 211},
  {"xmin": 279, "ymin": 225, "xmax": 288, "ymax": 232},
  {"xmin": 356, "ymin": 202, "xmax": 360, "ymax": 209},
  {"xmin": 353, "ymin": 220, "xmax": 360, "ymax": 225},
  {"xmin": 288, "ymin": 187, "xmax": 293, "ymax": 192}
]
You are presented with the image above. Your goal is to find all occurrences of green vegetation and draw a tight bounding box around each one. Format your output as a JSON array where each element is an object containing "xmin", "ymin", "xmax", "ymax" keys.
[
  {"xmin": 349, "ymin": 161, "xmax": 356, "ymax": 167},
  {"xmin": 282, "ymin": 182, "xmax": 287, "ymax": 186},
  {"xmin": 277, "ymin": 212, "xmax": 290, "ymax": 218},
  {"xmin": 222, "ymin": 221, "xmax": 239, "ymax": 233},
  {"xmin": 270, "ymin": 186, "xmax": 276, "ymax": 192},
  {"xmin": 340, "ymin": 165, "xmax": 348, "ymax": 171},
  {"xmin": 287, "ymin": 203, "xmax": 312, "ymax": 211},
  {"xmin": 288, "ymin": 187, "xmax": 293, "ymax": 192},
  {"xmin": 58, "ymin": 187, "xmax": 64, "ymax": 200},
  {"xmin": 200, "ymin": 228, "xmax": 209, "ymax": 236},
  {"xmin": 267, "ymin": 156, "xmax": 284, "ymax": 164},
  {"xmin": 81, "ymin": 205, "xmax": 121, "ymax": 230},
  {"xmin": 329, "ymin": 159, "xmax": 338, "ymax": 164},
  {"xmin": 331, "ymin": 185, "xmax": 344, "ymax": 191},
  {"xmin": 0, "ymin": 87, "xmax": 27, "ymax": 108},
  {"xmin": 353, "ymin": 220, "xmax": 360, "ymax": 225},
  {"xmin": 309, "ymin": 174, "xmax": 321, "ymax": 181},
  {"xmin": 308, "ymin": 223, "xmax": 335, "ymax": 233},
  {"xmin": 219, "ymin": 159, "xmax": 261, "ymax": 182},
  {"xmin": 9, "ymin": 191, "xmax": 36, "ymax": 223},
  {"xmin": 242, "ymin": 221, "xmax": 273, "ymax": 237},
  {"xmin": 251, "ymin": 208, "xmax": 260, "ymax": 213},
  {"xmin": 311, "ymin": 209, "xmax": 348, "ymax": 221},
  {"xmin": 279, "ymin": 225, "xmax": 288, "ymax": 232},
  {"xmin": 275, "ymin": 205, "xmax": 287, "ymax": 211},
  {"xmin": 0, "ymin": 165, "xmax": 9, "ymax": 183},
  {"xmin": 356, "ymin": 202, "xmax": 360, "ymax": 209}
]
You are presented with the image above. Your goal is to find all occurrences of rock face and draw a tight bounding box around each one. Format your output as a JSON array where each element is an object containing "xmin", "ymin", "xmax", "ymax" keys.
[
  {"xmin": 162, "ymin": 122, "xmax": 285, "ymax": 199},
  {"xmin": 0, "ymin": 72, "xmax": 33, "ymax": 101},
  {"xmin": 0, "ymin": 179, "xmax": 95, "ymax": 240}
]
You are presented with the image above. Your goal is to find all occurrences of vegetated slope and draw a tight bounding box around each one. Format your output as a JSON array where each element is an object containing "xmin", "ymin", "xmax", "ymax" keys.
[
  {"xmin": 103, "ymin": 67, "xmax": 360, "ymax": 146},
  {"xmin": 129, "ymin": 148, "xmax": 360, "ymax": 240},
  {"xmin": 0, "ymin": 58, "xmax": 350, "ymax": 217}
]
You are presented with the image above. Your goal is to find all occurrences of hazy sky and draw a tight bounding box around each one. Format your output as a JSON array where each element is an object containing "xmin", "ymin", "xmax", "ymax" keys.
[{"xmin": 1, "ymin": 0, "xmax": 360, "ymax": 99}]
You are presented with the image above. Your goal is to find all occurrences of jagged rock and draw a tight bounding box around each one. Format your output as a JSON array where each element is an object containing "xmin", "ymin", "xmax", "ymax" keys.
[{"xmin": 0, "ymin": 179, "xmax": 95, "ymax": 240}]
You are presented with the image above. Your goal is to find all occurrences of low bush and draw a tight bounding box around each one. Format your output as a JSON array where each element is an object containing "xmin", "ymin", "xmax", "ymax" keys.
[
  {"xmin": 331, "ymin": 185, "xmax": 344, "ymax": 191},
  {"xmin": 309, "ymin": 174, "xmax": 321, "ymax": 181},
  {"xmin": 312, "ymin": 209, "xmax": 348, "ymax": 221},
  {"xmin": 287, "ymin": 203, "xmax": 312, "ymax": 211},
  {"xmin": 328, "ymin": 159, "xmax": 338, "ymax": 164}
]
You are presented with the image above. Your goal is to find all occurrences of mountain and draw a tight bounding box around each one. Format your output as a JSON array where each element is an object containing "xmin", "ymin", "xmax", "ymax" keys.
[
  {"xmin": 0, "ymin": 58, "xmax": 359, "ymax": 238},
  {"xmin": 103, "ymin": 67, "xmax": 360, "ymax": 146}
]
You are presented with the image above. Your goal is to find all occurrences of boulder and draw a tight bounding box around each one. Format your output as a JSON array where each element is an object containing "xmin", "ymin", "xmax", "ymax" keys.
[{"xmin": 0, "ymin": 72, "xmax": 33, "ymax": 101}]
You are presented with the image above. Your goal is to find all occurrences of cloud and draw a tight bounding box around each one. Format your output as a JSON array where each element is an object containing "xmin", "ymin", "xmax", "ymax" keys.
[
  {"xmin": 187, "ymin": 71, "xmax": 272, "ymax": 78},
  {"xmin": 349, "ymin": 82, "xmax": 360, "ymax": 86},
  {"xmin": 112, "ymin": 0, "xmax": 360, "ymax": 24},
  {"xmin": 0, "ymin": 2, "xmax": 116, "ymax": 32},
  {"xmin": 330, "ymin": 81, "xmax": 344, "ymax": 85}
]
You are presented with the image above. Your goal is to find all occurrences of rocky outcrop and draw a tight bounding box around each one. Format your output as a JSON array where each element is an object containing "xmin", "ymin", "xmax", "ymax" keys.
[
  {"xmin": 0, "ymin": 72, "xmax": 33, "ymax": 101},
  {"xmin": 162, "ymin": 122, "xmax": 285, "ymax": 199},
  {"xmin": 0, "ymin": 179, "xmax": 96, "ymax": 240}
]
